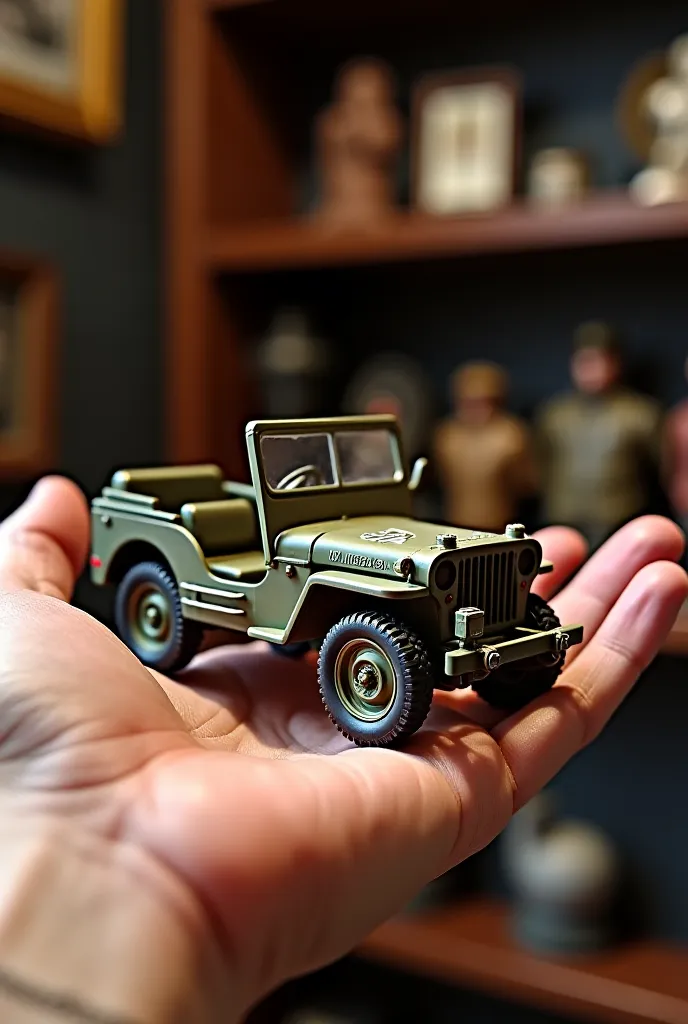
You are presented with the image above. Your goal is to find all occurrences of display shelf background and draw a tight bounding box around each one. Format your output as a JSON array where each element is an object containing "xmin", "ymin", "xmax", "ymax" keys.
[
  {"xmin": 0, "ymin": 1, "xmax": 683, "ymax": 1021},
  {"xmin": 221, "ymin": 0, "xmax": 688, "ymax": 1019},
  {"xmin": 212, "ymin": 0, "xmax": 688, "ymax": 216}
]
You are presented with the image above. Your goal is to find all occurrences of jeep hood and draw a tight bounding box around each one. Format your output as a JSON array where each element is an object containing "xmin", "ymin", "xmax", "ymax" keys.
[{"xmin": 276, "ymin": 515, "xmax": 509, "ymax": 576}]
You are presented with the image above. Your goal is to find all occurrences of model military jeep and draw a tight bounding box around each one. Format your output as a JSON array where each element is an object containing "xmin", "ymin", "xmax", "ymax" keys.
[{"xmin": 90, "ymin": 416, "xmax": 583, "ymax": 747}]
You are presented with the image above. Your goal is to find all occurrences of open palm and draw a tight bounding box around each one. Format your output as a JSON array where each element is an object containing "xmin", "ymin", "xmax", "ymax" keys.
[{"xmin": 0, "ymin": 476, "xmax": 685, "ymax": 1020}]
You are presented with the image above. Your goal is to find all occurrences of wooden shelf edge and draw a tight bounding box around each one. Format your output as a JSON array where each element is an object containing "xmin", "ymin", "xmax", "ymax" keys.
[
  {"xmin": 203, "ymin": 194, "xmax": 688, "ymax": 274},
  {"xmin": 356, "ymin": 898, "xmax": 688, "ymax": 1024}
]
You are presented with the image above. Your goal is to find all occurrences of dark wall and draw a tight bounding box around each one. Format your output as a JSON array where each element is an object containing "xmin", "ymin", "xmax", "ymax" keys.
[{"xmin": 0, "ymin": 0, "xmax": 163, "ymax": 515}]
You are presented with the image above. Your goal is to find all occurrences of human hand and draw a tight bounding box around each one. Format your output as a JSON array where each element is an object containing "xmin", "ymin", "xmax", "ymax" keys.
[{"xmin": 0, "ymin": 478, "xmax": 685, "ymax": 1022}]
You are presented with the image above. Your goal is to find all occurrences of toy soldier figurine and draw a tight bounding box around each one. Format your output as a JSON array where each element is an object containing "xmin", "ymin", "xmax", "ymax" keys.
[
  {"xmin": 433, "ymin": 362, "xmax": 537, "ymax": 533},
  {"xmin": 315, "ymin": 58, "xmax": 403, "ymax": 226},
  {"xmin": 537, "ymin": 322, "xmax": 663, "ymax": 549}
]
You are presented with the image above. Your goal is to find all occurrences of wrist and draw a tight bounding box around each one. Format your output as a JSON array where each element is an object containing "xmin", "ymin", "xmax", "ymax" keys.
[{"xmin": 0, "ymin": 812, "xmax": 234, "ymax": 1024}]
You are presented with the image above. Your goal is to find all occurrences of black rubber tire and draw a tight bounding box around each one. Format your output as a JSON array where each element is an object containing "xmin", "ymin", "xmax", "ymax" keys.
[
  {"xmin": 318, "ymin": 611, "xmax": 434, "ymax": 747},
  {"xmin": 115, "ymin": 561, "xmax": 203, "ymax": 673},
  {"xmin": 472, "ymin": 594, "xmax": 565, "ymax": 711}
]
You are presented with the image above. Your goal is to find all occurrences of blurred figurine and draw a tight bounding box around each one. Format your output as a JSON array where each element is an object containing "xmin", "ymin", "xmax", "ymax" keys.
[
  {"xmin": 630, "ymin": 34, "xmax": 688, "ymax": 206},
  {"xmin": 256, "ymin": 308, "xmax": 331, "ymax": 419},
  {"xmin": 433, "ymin": 361, "xmax": 537, "ymax": 533},
  {"xmin": 663, "ymin": 355, "xmax": 688, "ymax": 536},
  {"xmin": 537, "ymin": 322, "xmax": 662, "ymax": 549},
  {"xmin": 502, "ymin": 793, "xmax": 620, "ymax": 954},
  {"xmin": 315, "ymin": 58, "xmax": 403, "ymax": 226},
  {"xmin": 527, "ymin": 148, "xmax": 590, "ymax": 207}
]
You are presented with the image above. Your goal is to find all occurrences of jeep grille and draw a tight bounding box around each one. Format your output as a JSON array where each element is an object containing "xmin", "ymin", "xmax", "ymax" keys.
[{"xmin": 457, "ymin": 550, "xmax": 517, "ymax": 629}]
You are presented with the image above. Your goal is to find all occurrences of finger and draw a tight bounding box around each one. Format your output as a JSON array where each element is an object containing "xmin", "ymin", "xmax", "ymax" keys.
[
  {"xmin": 0, "ymin": 477, "xmax": 90, "ymax": 600},
  {"xmin": 551, "ymin": 515, "xmax": 684, "ymax": 661},
  {"xmin": 531, "ymin": 526, "xmax": 588, "ymax": 601},
  {"xmin": 494, "ymin": 559, "xmax": 688, "ymax": 809}
]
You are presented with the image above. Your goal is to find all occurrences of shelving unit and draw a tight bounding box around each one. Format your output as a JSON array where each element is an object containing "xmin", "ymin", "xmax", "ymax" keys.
[
  {"xmin": 166, "ymin": 8, "xmax": 688, "ymax": 1011},
  {"xmin": 358, "ymin": 898, "xmax": 688, "ymax": 1024},
  {"xmin": 204, "ymin": 195, "xmax": 688, "ymax": 273},
  {"xmin": 168, "ymin": 0, "xmax": 688, "ymax": 475}
]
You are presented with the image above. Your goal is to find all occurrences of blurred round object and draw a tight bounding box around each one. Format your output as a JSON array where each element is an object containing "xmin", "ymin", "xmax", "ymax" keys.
[
  {"xmin": 256, "ymin": 308, "xmax": 331, "ymax": 418},
  {"xmin": 527, "ymin": 148, "xmax": 589, "ymax": 206},
  {"xmin": 644, "ymin": 75, "xmax": 688, "ymax": 128},
  {"xmin": 630, "ymin": 164, "xmax": 688, "ymax": 205},
  {"xmin": 617, "ymin": 50, "xmax": 668, "ymax": 161},
  {"xmin": 502, "ymin": 793, "xmax": 620, "ymax": 954},
  {"xmin": 343, "ymin": 351, "xmax": 432, "ymax": 455}
]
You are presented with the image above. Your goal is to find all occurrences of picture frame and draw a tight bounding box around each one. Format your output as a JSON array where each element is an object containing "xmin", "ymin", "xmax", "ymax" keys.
[
  {"xmin": 0, "ymin": 252, "xmax": 57, "ymax": 478},
  {"xmin": 411, "ymin": 68, "xmax": 521, "ymax": 215},
  {"xmin": 0, "ymin": 0, "xmax": 124, "ymax": 143}
]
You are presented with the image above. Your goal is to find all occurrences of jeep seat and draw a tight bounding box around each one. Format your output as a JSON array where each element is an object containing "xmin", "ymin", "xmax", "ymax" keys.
[
  {"xmin": 111, "ymin": 465, "xmax": 224, "ymax": 512},
  {"xmin": 180, "ymin": 499, "xmax": 266, "ymax": 582}
]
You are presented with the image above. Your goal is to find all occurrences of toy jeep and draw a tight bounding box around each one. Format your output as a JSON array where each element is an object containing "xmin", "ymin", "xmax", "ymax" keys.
[{"xmin": 90, "ymin": 416, "xmax": 583, "ymax": 747}]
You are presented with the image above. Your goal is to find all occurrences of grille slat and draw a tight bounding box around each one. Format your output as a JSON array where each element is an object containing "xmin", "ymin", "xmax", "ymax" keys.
[{"xmin": 457, "ymin": 548, "xmax": 518, "ymax": 629}]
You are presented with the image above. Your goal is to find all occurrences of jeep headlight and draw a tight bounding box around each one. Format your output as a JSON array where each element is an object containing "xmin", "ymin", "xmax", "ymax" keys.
[{"xmin": 433, "ymin": 558, "xmax": 457, "ymax": 591}]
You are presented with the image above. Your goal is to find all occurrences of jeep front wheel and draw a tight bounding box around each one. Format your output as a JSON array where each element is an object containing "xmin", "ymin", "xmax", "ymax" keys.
[
  {"xmin": 318, "ymin": 611, "xmax": 434, "ymax": 747},
  {"xmin": 115, "ymin": 561, "xmax": 203, "ymax": 673}
]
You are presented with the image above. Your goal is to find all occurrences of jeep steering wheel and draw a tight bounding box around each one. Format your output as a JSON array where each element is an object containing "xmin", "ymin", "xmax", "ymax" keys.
[{"xmin": 275, "ymin": 464, "xmax": 325, "ymax": 490}]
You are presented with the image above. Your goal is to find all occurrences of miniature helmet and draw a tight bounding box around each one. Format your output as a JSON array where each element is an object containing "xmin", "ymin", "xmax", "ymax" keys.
[
  {"xmin": 571, "ymin": 321, "xmax": 621, "ymax": 356},
  {"xmin": 452, "ymin": 361, "xmax": 508, "ymax": 403}
]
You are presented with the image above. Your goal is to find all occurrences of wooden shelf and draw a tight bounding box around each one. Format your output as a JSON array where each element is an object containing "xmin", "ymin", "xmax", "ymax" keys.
[
  {"xmin": 357, "ymin": 898, "xmax": 688, "ymax": 1024},
  {"xmin": 204, "ymin": 194, "xmax": 688, "ymax": 274}
]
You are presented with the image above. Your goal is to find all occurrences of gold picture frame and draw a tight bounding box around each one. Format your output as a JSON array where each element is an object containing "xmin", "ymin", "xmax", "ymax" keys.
[
  {"xmin": 0, "ymin": 0, "xmax": 124, "ymax": 143},
  {"xmin": 0, "ymin": 252, "xmax": 57, "ymax": 478}
]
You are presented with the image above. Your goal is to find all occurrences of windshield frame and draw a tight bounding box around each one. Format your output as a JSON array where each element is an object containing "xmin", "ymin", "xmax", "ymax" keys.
[
  {"xmin": 260, "ymin": 425, "xmax": 405, "ymax": 497},
  {"xmin": 246, "ymin": 416, "xmax": 412, "ymax": 560}
]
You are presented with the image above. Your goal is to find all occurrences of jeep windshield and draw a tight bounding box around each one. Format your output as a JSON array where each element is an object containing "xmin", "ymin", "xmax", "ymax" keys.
[{"xmin": 261, "ymin": 428, "xmax": 403, "ymax": 494}]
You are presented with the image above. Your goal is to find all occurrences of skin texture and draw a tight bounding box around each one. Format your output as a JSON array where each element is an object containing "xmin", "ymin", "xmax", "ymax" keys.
[{"xmin": 0, "ymin": 477, "xmax": 686, "ymax": 1019}]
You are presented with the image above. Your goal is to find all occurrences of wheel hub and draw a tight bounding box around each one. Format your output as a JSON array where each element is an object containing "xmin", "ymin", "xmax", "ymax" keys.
[
  {"xmin": 130, "ymin": 584, "xmax": 171, "ymax": 651},
  {"xmin": 334, "ymin": 640, "xmax": 397, "ymax": 722}
]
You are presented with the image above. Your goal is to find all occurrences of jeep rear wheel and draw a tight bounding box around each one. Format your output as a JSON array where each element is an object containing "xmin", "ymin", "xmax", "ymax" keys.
[
  {"xmin": 318, "ymin": 611, "xmax": 434, "ymax": 747},
  {"xmin": 115, "ymin": 561, "xmax": 203, "ymax": 673},
  {"xmin": 471, "ymin": 594, "xmax": 565, "ymax": 711}
]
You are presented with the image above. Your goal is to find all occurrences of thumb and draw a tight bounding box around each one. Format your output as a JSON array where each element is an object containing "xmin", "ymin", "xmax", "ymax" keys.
[{"xmin": 0, "ymin": 476, "xmax": 90, "ymax": 600}]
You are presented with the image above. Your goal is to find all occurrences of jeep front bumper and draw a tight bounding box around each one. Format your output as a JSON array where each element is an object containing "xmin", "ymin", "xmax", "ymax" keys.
[{"xmin": 444, "ymin": 624, "xmax": 584, "ymax": 678}]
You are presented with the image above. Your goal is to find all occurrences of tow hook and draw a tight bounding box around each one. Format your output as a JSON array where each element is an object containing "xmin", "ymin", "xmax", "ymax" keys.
[
  {"xmin": 483, "ymin": 648, "xmax": 501, "ymax": 671},
  {"xmin": 555, "ymin": 631, "xmax": 571, "ymax": 652}
]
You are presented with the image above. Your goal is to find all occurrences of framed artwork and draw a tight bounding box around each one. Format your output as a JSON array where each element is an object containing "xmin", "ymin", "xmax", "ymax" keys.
[
  {"xmin": 0, "ymin": 253, "xmax": 57, "ymax": 478},
  {"xmin": 412, "ymin": 68, "xmax": 520, "ymax": 215},
  {"xmin": 0, "ymin": 0, "xmax": 124, "ymax": 142}
]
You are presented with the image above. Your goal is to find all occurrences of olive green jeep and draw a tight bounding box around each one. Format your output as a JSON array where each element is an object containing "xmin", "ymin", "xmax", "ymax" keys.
[{"xmin": 90, "ymin": 415, "xmax": 582, "ymax": 747}]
